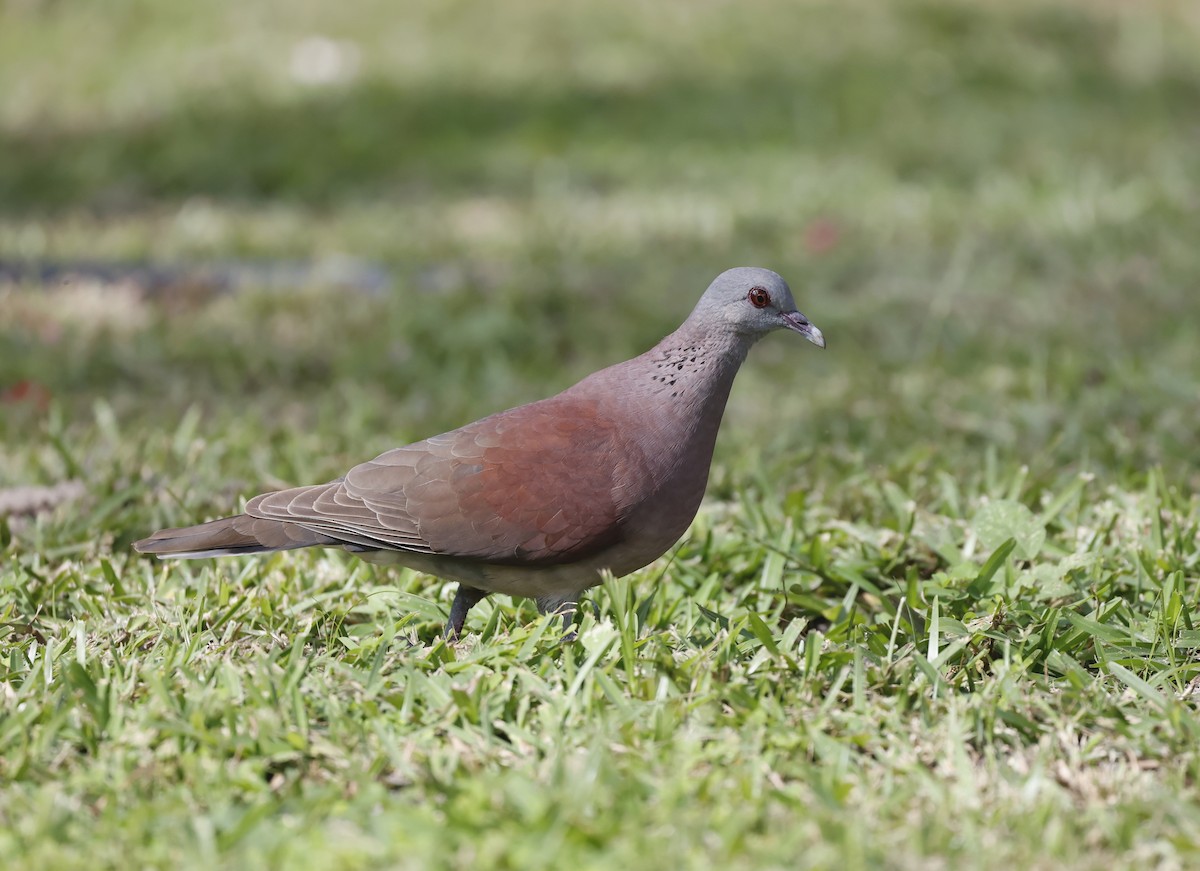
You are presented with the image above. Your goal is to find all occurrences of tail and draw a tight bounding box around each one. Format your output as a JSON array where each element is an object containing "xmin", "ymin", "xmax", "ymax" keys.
[{"xmin": 133, "ymin": 514, "xmax": 338, "ymax": 559}]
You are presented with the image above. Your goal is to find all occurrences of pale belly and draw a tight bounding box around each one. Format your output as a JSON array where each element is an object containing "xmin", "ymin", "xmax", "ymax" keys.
[{"xmin": 348, "ymin": 512, "xmax": 691, "ymax": 600}]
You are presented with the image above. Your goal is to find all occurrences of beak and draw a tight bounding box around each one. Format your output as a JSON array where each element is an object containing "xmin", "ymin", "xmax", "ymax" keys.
[{"xmin": 781, "ymin": 311, "xmax": 826, "ymax": 349}]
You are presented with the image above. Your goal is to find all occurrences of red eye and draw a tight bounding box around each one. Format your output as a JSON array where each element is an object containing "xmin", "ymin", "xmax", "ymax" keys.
[{"xmin": 747, "ymin": 287, "xmax": 771, "ymax": 309}]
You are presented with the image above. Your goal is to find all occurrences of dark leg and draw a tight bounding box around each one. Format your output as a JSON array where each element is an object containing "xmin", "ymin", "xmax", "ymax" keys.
[
  {"xmin": 535, "ymin": 594, "xmax": 579, "ymax": 640},
  {"xmin": 446, "ymin": 585, "xmax": 488, "ymax": 639}
]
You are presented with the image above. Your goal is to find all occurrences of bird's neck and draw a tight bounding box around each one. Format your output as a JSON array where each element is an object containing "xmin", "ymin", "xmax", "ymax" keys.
[
  {"xmin": 643, "ymin": 321, "xmax": 752, "ymax": 406},
  {"xmin": 619, "ymin": 322, "xmax": 757, "ymax": 486}
]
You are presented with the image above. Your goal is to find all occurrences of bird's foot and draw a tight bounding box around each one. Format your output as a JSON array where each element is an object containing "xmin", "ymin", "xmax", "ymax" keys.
[{"xmin": 445, "ymin": 585, "xmax": 489, "ymax": 640}]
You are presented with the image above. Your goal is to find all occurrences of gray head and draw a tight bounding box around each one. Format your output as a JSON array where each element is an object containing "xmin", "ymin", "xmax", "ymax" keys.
[{"xmin": 690, "ymin": 267, "xmax": 826, "ymax": 348}]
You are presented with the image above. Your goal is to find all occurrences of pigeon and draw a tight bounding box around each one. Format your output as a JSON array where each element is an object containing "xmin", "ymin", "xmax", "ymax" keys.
[{"xmin": 135, "ymin": 267, "xmax": 826, "ymax": 637}]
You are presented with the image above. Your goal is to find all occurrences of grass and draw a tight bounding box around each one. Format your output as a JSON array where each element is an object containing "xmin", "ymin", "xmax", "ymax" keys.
[{"xmin": 2, "ymin": 0, "xmax": 1200, "ymax": 867}]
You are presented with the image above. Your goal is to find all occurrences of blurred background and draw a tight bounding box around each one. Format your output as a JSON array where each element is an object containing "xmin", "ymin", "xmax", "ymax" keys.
[{"xmin": 1, "ymin": 0, "xmax": 1197, "ymax": 518}]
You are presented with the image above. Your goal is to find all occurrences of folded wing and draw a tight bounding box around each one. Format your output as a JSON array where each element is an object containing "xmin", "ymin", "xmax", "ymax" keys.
[{"xmin": 245, "ymin": 397, "xmax": 643, "ymax": 565}]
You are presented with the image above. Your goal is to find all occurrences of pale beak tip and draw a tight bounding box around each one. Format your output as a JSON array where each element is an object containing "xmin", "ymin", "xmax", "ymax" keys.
[{"xmin": 781, "ymin": 310, "xmax": 825, "ymax": 349}]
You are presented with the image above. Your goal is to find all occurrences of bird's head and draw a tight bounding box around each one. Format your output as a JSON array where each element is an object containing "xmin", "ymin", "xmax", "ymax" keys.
[{"xmin": 692, "ymin": 266, "xmax": 826, "ymax": 348}]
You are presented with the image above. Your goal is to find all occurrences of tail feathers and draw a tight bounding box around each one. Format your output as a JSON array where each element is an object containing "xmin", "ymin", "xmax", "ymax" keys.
[{"xmin": 134, "ymin": 514, "xmax": 339, "ymax": 559}]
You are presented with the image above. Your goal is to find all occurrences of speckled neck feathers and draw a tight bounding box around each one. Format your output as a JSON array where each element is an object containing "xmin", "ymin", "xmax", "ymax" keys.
[{"xmin": 565, "ymin": 318, "xmax": 757, "ymax": 507}]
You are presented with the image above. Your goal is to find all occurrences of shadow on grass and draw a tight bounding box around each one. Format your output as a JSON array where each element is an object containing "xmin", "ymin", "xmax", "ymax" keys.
[{"xmin": 1, "ymin": 1, "xmax": 1195, "ymax": 214}]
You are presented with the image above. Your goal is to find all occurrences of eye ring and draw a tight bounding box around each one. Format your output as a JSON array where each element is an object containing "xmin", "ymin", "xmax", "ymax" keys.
[{"xmin": 747, "ymin": 286, "xmax": 771, "ymax": 309}]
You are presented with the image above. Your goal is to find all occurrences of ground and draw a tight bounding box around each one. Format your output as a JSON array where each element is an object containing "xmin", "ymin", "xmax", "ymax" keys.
[{"xmin": 1, "ymin": 0, "xmax": 1199, "ymax": 868}]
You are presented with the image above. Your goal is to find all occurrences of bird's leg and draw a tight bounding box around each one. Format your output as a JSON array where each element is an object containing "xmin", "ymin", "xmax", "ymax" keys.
[
  {"xmin": 446, "ymin": 585, "xmax": 488, "ymax": 639},
  {"xmin": 535, "ymin": 594, "xmax": 579, "ymax": 640}
]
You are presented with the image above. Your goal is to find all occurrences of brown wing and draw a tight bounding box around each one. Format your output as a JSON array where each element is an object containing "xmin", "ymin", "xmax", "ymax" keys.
[{"xmin": 246, "ymin": 397, "xmax": 645, "ymax": 565}]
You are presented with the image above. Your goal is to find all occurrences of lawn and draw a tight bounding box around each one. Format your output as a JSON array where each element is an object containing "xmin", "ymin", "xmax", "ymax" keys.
[{"xmin": 1, "ymin": 0, "xmax": 1199, "ymax": 867}]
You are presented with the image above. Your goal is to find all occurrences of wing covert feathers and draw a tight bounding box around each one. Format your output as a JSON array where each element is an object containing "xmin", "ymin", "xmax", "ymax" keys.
[{"xmin": 138, "ymin": 396, "xmax": 645, "ymax": 566}]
